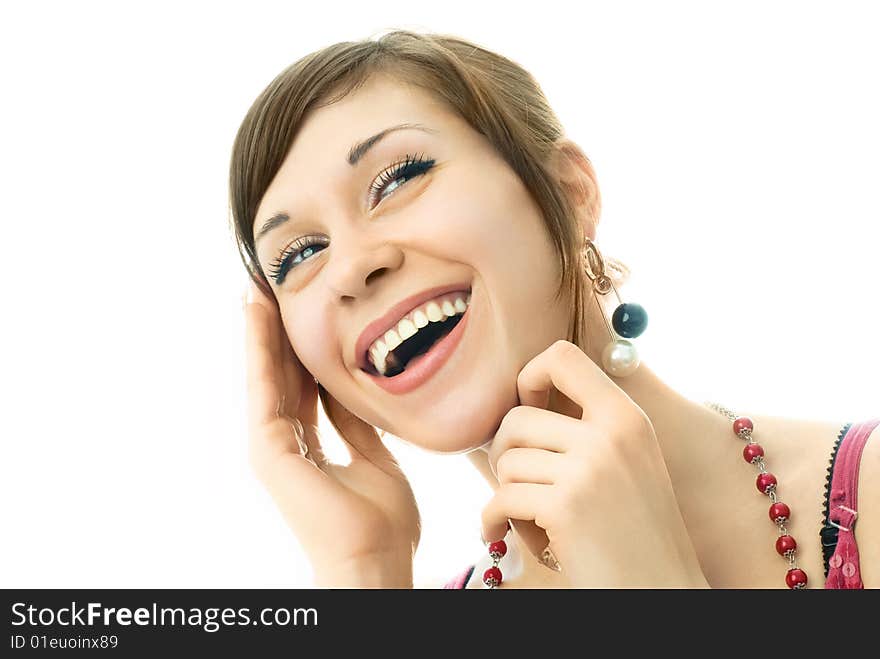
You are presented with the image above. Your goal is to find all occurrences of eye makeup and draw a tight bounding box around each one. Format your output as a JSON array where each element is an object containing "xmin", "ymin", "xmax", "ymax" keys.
[
  {"xmin": 367, "ymin": 152, "xmax": 435, "ymax": 208},
  {"xmin": 266, "ymin": 152, "xmax": 436, "ymax": 286},
  {"xmin": 265, "ymin": 235, "xmax": 330, "ymax": 285}
]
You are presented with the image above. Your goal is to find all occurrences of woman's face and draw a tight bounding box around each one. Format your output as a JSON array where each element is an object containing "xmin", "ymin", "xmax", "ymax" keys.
[{"xmin": 253, "ymin": 74, "xmax": 574, "ymax": 453}]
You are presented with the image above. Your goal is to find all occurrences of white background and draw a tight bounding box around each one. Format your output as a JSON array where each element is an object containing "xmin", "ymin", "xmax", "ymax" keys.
[{"xmin": 1, "ymin": 1, "xmax": 878, "ymax": 588}]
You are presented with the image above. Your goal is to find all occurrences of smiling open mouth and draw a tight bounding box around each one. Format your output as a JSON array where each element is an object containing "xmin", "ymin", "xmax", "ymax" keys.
[
  {"xmin": 361, "ymin": 290, "xmax": 472, "ymax": 396},
  {"xmin": 370, "ymin": 312, "xmax": 464, "ymax": 378},
  {"xmin": 361, "ymin": 289, "xmax": 471, "ymax": 378}
]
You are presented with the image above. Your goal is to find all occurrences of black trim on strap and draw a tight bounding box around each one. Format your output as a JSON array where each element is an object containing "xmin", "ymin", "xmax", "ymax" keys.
[
  {"xmin": 820, "ymin": 422, "xmax": 852, "ymax": 578},
  {"xmin": 463, "ymin": 564, "xmax": 475, "ymax": 588}
]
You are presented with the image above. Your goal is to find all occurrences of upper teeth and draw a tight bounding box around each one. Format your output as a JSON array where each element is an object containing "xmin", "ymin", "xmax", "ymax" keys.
[{"xmin": 368, "ymin": 292, "xmax": 471, "ymax": 375}]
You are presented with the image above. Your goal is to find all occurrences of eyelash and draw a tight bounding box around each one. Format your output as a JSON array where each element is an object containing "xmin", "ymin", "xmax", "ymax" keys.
[{"xmin": 266, "ymin": 152, "xmax": 436, "ymax": 285}]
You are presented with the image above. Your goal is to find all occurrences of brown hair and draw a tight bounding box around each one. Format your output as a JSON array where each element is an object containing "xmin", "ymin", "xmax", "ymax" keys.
[{"xmin": 228, "ymin": 29, "xmax": 628, "ymax": 431}]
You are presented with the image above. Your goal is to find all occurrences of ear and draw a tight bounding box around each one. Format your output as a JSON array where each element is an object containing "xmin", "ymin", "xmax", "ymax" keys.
[{"xmin": 549, "ymin": 138, "xmax": 602, "ymax": 240}]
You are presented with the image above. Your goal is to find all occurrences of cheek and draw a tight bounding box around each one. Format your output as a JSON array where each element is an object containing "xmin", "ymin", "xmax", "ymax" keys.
[
  {"xmin": 443, "ymin": 168, "xmax": 562, "ymax": 319},
  {"xmin": 282, "ymin": 306, "xmax": 337, "ymax": 379},
  {"xmin": 430, "ymin": 173, "xmax": 542, "ymax": 270}
]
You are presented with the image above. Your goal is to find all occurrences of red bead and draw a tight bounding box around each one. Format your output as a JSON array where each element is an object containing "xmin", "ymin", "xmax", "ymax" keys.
[
  {"xmin": 769, "ymin": 502, "xmax": 791, "ymax": 523},
  {"xmin": 743, "ymin": 443, "xmax": 764, "ymax": 464},
  {"xmin": 756, "ymin": 473, "xmax": 777, "ymax": 494},
  {"xmin": 785, "ymin": 568, "xmax": 808, "ymax": 589},
  {"xmin": 733, "ymin": 416, "xmax": 754, "ymax": 437},
  {"xmin": 483, "ymin": 566, "xmax": 503, "ymax": 587},
  {"xmin": 776, "ymin": 535, "xmax": 797, "ymax": 556},
  {"xmin": 488, "ymin": 540, "xmax": 507, "ymax": 559}
]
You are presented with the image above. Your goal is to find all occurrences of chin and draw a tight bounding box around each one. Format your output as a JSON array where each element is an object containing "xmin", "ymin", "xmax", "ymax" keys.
[
  {"xmin": 395, "ymin": 386, "xmax": 518, "ymax": 455},
  {"xmin": 407, "ymin": 431, "xmax": 492, "ymax": 455}
]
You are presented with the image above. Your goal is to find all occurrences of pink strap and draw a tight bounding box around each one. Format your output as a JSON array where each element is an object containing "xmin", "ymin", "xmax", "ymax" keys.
[
  {"xmin": 442, "ymin": 565, "xmax": 474, "ymax": 589},
  {"xmin": 824, "ymin": 418, "xmax": 880, "ymax": 589}
]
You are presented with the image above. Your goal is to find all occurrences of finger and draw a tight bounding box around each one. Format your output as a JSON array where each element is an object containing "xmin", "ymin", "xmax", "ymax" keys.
[
  {"xmin": 243, "ymin": 282, "xmax": 322, "ymax": 463},
  {"xmin": 279, "ymin": 327, "xmax": 320, "ymax": 429},
  {"xmin": 517, "ymin": 340, "xmax": 628, "ymax": 423},
  {"xmin": 242, "ymin": 282, "xmax": 348, "ymax": 532},
  {"xmin": 488, "ymin": 406, "xmax": 580, "ymax": 470},
  {"xmin": 244, "ymin": 277, "xmax": 320, "ymax": 432},
  {"xmin": 481, "ymin": 482, "xmax": 554, "ymax": 545},
  {"xmin": 247, "ymin": 276, "xmax": 278, "ymax": 314},
  {"xmin": 493, "ymin": 447, "xmax": 563, "ymax": 485},
  {"xmin": 244, "ymin": 289, "xmax": 285, "ymax": 428},
  {"xmin": 247, "ymin": 277, "xmax": 289, "ymax": 371}
]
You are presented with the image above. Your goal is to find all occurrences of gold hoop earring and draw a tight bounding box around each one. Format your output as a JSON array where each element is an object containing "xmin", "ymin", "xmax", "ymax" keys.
[{"xmin": 582, "ymin": 237, "xmax": 648, "ymax": 377}]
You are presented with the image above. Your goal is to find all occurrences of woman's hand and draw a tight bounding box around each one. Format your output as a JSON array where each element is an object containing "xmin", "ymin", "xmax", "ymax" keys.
[
  {"xmin": 243, "ymin": 280, "xmax": 420, "ymax": 587},
  {"xmin": 481, "ymin": 340, "xmax": 708, "ymax": 587}
]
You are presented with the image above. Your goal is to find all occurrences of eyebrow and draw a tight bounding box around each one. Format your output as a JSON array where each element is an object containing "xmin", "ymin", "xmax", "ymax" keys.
[{"xmin": 255, "ymin": 122, "xmax": 436, "ymax": 243}]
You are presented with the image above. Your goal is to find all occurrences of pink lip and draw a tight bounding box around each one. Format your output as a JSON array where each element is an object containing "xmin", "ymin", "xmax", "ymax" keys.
[
  {"xmin": 364, "ymin": 302, "xmax": 470, "ymax": 395},
  {"xmin": 354, "ymin": 282, "xmax": 471, "ymax": 372}
]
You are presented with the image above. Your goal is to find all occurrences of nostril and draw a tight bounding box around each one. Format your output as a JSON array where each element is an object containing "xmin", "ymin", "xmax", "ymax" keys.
[{"xmin": 365, "ymin": 268, "xmax": 389, "ymax": 287}]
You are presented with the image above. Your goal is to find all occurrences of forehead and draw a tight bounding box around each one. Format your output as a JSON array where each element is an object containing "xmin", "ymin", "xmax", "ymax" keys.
[
  {"xmin": 255, "ymin": 75, "xmax": 456, "ymax": 226},
  {"xmin": 293, "ymin": 74, "xmax": 449, "ymax": 154}
]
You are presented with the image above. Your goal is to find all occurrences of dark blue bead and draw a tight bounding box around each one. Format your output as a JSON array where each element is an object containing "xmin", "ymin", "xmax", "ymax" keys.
[{"xmin": 611, "ymin": 303, "xmax": 648, "ymax": 338}]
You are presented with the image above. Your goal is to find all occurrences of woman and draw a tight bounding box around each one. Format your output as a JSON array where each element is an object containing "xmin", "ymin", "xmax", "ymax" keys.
[{"xmin": 232, "ymin": 30, "xmax": 879, "ymax": 588}]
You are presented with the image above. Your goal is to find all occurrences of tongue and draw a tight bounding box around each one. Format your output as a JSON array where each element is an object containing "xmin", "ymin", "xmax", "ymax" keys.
[
  {"xmin": 402, "ymin": 348, "xmax": 433, "ymax": 372},
  {"xmin": 384, "ymin": 329, "xmax": 445, "ymax": 376}
]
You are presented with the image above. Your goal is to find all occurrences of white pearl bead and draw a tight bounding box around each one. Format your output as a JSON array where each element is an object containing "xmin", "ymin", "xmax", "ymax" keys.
[{"xmin": 601, "ymin": 339, "xmax": 640, "ymax": 377}]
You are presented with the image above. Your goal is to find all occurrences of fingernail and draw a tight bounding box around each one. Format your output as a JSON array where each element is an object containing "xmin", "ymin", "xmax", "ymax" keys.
[{"xmin": 539, "ymin": 545, "xmax": 561, "ymax": 572}]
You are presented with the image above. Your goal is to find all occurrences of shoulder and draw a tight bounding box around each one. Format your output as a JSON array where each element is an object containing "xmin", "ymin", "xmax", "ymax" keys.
[{"xmin": 855, "ymin": 420, "xmax": 880, "ymax": 587}]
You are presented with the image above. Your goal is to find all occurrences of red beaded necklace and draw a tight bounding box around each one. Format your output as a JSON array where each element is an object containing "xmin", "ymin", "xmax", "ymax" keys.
[{"xmin": 481, "ymin": 402, "xmax": 809, "ymax": 589}]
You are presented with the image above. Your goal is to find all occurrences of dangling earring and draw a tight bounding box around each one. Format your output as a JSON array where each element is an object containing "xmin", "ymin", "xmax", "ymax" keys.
[{"xmin": 582, "ymin": 237, "xmax": 648, "ymax": 377}]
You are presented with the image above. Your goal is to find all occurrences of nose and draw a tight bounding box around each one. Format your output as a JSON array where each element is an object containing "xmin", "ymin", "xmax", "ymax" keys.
[{"xmin": 326, "ymin": 240, "xmax": 405, "ymax": 302}]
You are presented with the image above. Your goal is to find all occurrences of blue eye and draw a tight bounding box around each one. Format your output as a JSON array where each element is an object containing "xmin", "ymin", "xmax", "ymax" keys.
[
  {"xmin": 267, "ymin": 236, "xmax": 329, "ymax": 285},
  {"xmin": 368, "ymin": 152, "xmax": 435, "ymax": 207},
  {"xmin": 268, "ymin": 153, "xmax": 435, "ymax": 286}
]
